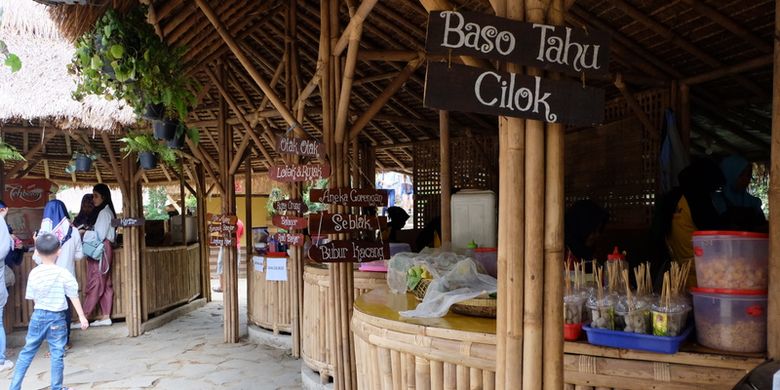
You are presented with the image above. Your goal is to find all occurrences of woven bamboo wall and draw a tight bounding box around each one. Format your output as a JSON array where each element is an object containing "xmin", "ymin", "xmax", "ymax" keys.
[
  {"xmin": 412, "ymin": 136, "xmax": 499, "ymax": 229},
  {"xmin": 565, "ymin": 89, "xmax": 669, "ymax": 231}
]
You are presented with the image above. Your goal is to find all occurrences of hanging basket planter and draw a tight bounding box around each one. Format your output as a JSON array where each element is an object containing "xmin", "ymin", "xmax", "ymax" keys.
[
  {"xmin": 153, "ymin": 119, "xmax": 178, "ymax": 140},
  {"xmin": 143, "ymin": 103, "xmax": 165, "ymax": 121},
  {"xmin": 74, "ymin": 155, "xmax": 93, "ymax": 172},
  {"xmin": 167, "ymin": 133, "xmax": 185, "ymax": 149},
  {"xmin": 139, "ymin": 151, "xmax": 157, "ymax": 170}
]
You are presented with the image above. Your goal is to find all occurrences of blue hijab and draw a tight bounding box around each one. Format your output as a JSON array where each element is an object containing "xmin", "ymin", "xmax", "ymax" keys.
[
  {"xmin": 716, "ymin": 155, "xmax": 762, "ymax": 211},
  {"xmin": 40, "ymin": 200, "xmax": 73, "ymax": 244}
]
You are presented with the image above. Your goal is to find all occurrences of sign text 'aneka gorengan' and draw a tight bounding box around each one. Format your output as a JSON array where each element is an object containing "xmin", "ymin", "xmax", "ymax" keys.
[
  {"xmin": 309, "ymin": 188, "xmax": 389, "ymax": 207},
  {"xmin": 425, "ymin": 11, "xmax": 610, "ymax": 77},
  {"xmin": 424, "ymin": 62, "xmax": 604, "ymax": 126}
]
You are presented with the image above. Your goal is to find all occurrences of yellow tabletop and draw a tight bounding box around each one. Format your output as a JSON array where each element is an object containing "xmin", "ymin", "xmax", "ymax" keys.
[{"xmin": 354, "ymin": 287, "xmax": 497, "ymax": 335}]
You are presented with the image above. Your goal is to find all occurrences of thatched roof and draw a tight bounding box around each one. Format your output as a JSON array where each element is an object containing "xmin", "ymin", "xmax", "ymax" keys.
[{"xmin": 0, "ymin": 0, "xmax": 135, "ymax": 131}]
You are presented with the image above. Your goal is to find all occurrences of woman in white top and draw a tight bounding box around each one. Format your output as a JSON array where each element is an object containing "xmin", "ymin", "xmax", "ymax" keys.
[
  {"xmin": 34, "ymin": 200, "xmax": 83, "ymax": 349},
  {"xmin": 80, "ymin": 184, "xmax": 116, "ymax": 327},
  {"xmin": 0, "ymin": 201, "xmax": 14, "ymax": 370}
]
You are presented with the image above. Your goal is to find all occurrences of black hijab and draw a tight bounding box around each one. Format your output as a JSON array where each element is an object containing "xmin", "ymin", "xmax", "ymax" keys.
[{"xmin": 564, "ymin": 200, "xmax": 609, "ymax": 261}]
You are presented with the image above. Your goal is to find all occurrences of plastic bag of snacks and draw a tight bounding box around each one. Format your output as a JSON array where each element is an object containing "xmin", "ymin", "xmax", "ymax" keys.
[{"xmin": 387, "ymin": 249, "xmax": 465, "ymax": 294}]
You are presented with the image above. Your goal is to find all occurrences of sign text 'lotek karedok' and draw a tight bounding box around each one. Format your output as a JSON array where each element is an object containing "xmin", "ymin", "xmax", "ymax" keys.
[{"xmin": 426, "ymin": 11, "xmax": 610, "ymax": 76}]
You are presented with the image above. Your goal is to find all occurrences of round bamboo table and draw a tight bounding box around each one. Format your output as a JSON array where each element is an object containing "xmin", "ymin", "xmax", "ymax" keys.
[
  {"xmin": 352, "ymin": 288, "xmax": 764, "ymax": 390},
  {"xmin": 302, "ymin": 264, "xmax": 387, "ymax": 383},
  {"xmin": 248, "ymin": 254, "xmax": 292, "ymax": 334}
]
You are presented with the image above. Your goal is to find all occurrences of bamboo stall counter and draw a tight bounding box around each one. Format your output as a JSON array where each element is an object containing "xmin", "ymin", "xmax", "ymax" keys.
[{"xmin": 352, "ymin": 288, "xmax": 765, "ymax": 390}]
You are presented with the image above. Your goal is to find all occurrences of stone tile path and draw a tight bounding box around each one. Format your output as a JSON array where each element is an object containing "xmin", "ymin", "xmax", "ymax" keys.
[{"xmin": 0, "ymin": 279, "xmax": 301, "ymax": 389}]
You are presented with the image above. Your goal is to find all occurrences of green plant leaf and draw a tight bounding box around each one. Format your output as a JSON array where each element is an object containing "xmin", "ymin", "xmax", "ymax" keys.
[
  {"xmin": 4, "ymin": 53, "xmax": 21, "ymax": 72},
  {"xmin": 90, "ymin": 54, "xmax": 103, "ymax": 70},
  {"xmin": 109, "ymin": 44, "xmax": 124, "ymax": 59}
]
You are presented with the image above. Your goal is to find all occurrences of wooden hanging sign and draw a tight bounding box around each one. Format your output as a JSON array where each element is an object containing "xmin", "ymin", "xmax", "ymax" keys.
[
  {"xmin": 309, "ymin": 188, "xmax": 389, "ymax": 207},
  {"xmin": 308, "ymin": 240, "xmax": 391, "ymax": 263},
  {"xmin": 308, "ymin": 213, "xmax": 387, "ymax": 234},
  {"xmin": 273, "ymin": 199, "xmax": 309, "ymax": 214},
  {"xmin": 272, "ymin": 215, "xmax": 308, "ymax": 230},
  {"xmin": 206, "ymin": 214, "xmax": 238, "ymax": 247},
  {"xmin": 276, "ymin": 136, "xmax": 326, "ymax": 159},
  {"xmin": 269, "ymin": 163, "xmax": 331, "ymax": 182},
  {"xmin": 425, "ymin": 11, "xmax": 610, "ymax": 76},
  {"xmin": 424, "ymin": 62, "xmax": 604, "ymax": 126},
  {"xmin": 274, "ymin": 232, "xmax": 305, "ymax": 246},
  {"xmin": 111, "ymin": 217, "xmax": 145, "ymax": 227}
]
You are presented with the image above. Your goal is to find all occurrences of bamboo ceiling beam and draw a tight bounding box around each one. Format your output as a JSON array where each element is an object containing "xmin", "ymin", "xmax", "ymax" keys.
[
  {"xmin": 224, "ymin": 67, "xmax": 282, "ymax": 159},
  {"xmin": 682, "ymin": 55, "xmax": 774, "ymax": 85},
  {"xmin": 249, "ymin": 53, "xmax": 287, "ymax": 127},
  {"xmin": 333, "ymin": 0, "xmax": 378, "ymax": 56},
  {"xmin": 196, "ymin": 0, "xmax": 302, "ymax": 130},
  {"xmin": 609, "ymin": 0, "xmax": 766, "ymax": 96},
  {"xmin": 615, "ymin": 74, "xmax": 656, "ymax": 135},
  {"xmin": 353, "ymin": 71, "xmax": 400, "ymax": 86},
  {"xmin": 160, "ymin": 163, "xmax": 173, "ymax": 182},
  {"xmin": 43, "ymin": 160, "xmax": 50, "ymax": 179},
  {"xmin": 186, "ymin": 2, "xmax": 284, "ymax": 74},
  {"xmin": 357, "ymin": 50, "xmax": 420, "ymax": 62},
  {"xmin": 181, "ymin": 0, "xmax": 251, "ymax": 60},
  {"xmin": 206, "ymin": 67, "xmax": 275, "ymax": 171},
  {"xmin": 680, "ymin": 0, "xmax": 772, "ymax": 54},
  {"xmin": 139, "ymin": 0, "xmax": 164, "ymax": 39},
  {"xmin": 163, "ymin": 4, "xmax": 197, "ymax": 41},
  {"xmin": 15, "ymin": 159, "xmax": 40, "ymax": 179},
  {"xmin": 187, "ymin": 138, "xmax": 224, "ymax": 194},
  {"xmin": 6, "ymin": 132, "xmax": 55, "ymax": 178},
  {"xmin": 63, "ymin": 134, "xmax": 76, "ymax": 183},
  {"xmin": 101, "ymin": 132, "xmax": 129, "ymax": 197},
  {"xmin": 157, "ymin": 0, "xmax": 183, "ymax": 20},
  {"xmin": 692, "ymin": 103, "xmax": 770, "ymax": 149},
  {"xmin": 70, "ymin": 133, "xmax": 122, "ymax": 192},
  {"xmin": 692, "ymin": 125, "xmax": 740, "ymax": 154}
]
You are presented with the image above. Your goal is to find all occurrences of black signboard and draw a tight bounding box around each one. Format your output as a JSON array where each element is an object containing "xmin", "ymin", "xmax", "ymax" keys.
[
  {"xmin": 424, "ymin": 62, "xmax": 604, "ymax": 126},
  {"xmin": 426, "ymin": 11, "xmax": 610, "ymax": 76}
]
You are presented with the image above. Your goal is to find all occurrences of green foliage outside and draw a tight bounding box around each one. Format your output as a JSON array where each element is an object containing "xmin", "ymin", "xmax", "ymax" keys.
[
  {"xmin": 185, "ymin": 194, "xmax": 196, "ymax": 214},
  {"xmin": 0, "ymin": 9, "xmax": 21, "ymax": 73},
  {"xmin": 748, "ymin": 162, "xmax": 769, "ymax": 217},
  {"xmin": 144, "ymin": 186, "xmax": 169, "ymax": 220},
  {"xmin": 0, "ymin": 138, "xmax": 24, "ymax": 161},
  {"xmin": 120, "ymin": 132, "xmax": 177, "ymax": 168}
]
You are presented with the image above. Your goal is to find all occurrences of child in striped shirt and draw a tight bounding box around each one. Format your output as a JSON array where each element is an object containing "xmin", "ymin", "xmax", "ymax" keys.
[{"xmin": 9, "ymin": 233, "xmax": 89, "ymax": 390}]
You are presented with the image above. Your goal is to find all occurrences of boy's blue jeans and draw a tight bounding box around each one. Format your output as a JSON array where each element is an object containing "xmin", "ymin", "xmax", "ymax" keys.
[{"xmin": 9, "ymin": 309, "xmax": 68, "ymax": 390}]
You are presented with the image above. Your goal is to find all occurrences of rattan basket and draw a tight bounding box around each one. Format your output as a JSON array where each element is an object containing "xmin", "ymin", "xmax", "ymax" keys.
[
  {"xmin": 451, "ymin": 297, "xmax": 497, "ymax": 318},
  {"xmin": 411, "ymin": 278, "xmax": 431, "ymax": 301}
]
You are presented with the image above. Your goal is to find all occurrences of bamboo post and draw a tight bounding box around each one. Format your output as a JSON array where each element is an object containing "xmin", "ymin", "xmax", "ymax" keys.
[
  {"xmin": 218, "ymin": 62, "xmax": 240, "ymax": 343},
  {"xmin": 335, "ymin": 24, "xmax": 362, "ymax": 143},
  {"xmin": 196, "ymin": 164, "xmax": 211, "ymax": 303},
  {"xmin": 439, "ymin": 110, "xmax": 452, "ymax": 246},
  {"xmin": 542, "ymin": 1, "xmax": 565, "ymax": 389},
  {"xmin": 522, "ymin": 1, "xmax": 548, "ymax": 389},
  {"xmin": 245, "ymin": 156, "xmax": 252, "ymax": 322},
  {"xmin": 123, "ymin": 158, "xmax": 143, "ymax": 337},
  {"xmin": 496, "ymin": 0, "xmax": 526, "ymax": 388},
  {"xmin": 767, "ymin": 0, "xmax": 780, "ymax": 360},
  {"xmin": 179, "ymin": 160, "xmax": 187, "ymax": 245}
]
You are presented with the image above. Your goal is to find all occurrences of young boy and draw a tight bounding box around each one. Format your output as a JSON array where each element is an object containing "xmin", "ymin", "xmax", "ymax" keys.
[{"xmin": 9, "ymin": 233, "xmax": 89, "ymax": 390}]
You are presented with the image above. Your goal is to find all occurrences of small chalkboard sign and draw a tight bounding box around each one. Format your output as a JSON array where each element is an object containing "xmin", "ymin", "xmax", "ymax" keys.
[
  {"xmin": 206, "ymin": 213, "xmax": 238, "ymax": 247},
  {"xmin": 111, "ymin": 217, "xmax": 145, "ymax": 227},
  {"xmin": 308, "ymin": 213, "xmax": 387, "ymax": 234},
  {"xmin": 272, "ymin": 215, "xmax": 307, "ymax": 230},
  {"xmin": 275, "ymin": 233, "xmax": 305, "ymax": 246},
  {"xmin": 276, "ymin": 136, "xmax": 326, "ymax": 159},
  {"xmin": 269, "ymin": 163, "xmax": 331, "ymax": 182},
  {"xmin": 273, "ymin": 199, "xmax": 309, "ymax": 215},
  {"xmin": 309, "ymin": 188, "xmax": 389, "ymax": 207},
  {"xmin": 308, "ymin": 240, "xmax": 390, "ymax": 263}
]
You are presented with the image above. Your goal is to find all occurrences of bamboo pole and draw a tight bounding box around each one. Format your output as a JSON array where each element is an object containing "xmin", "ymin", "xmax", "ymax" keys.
[
  {"xmin": 195, "ymin": 163, "xmax": 211, "ymax": 303},
  {"xmin": 542, "ymin": 1, "xmax": 564, "ymax": 388},
  {"xmin": 195, "ymin": 0, "xmax": 302, "ymax": 129},
  {"xmin": 767, "ymin": 0, "xmax": 780, "ymax": 360},
  {"xmin": 335, "ymin": 24, "xmax": 362, "ymax": 143},
  {"xmin": 123, "ymin": 158, "xmax": 143, "ymax": 337},
  {"xmin": 680, "ymin": 83, "xmax": 691, "ymax": 154},
  {"xmin": 681, "ymin": 55, "xmax": 773, "ymax": 85},
  {"xmin": 439, "ymin": 111, "xmax": 452, "ymax": 246},
  {"xmin": 6, "ymin": 132, "xmax": 56, "ymax": 178},
  {"xmin": 245, "ymin": 156, "xmax": 252, "ymax": 325},
  {"xmin": 348, "ymin": 58, "xmax": 423, "ymax": 140},
  {"xmin": 614, "ymin": 75, "xmax": 656, "ymax": 134},
  {"xmin": 496, "ymin": 1, "xmax": 526, "ymax": 388},
  {"xmin": 332, "ymin": 0, "xmax": 378, "ymax": 56}
]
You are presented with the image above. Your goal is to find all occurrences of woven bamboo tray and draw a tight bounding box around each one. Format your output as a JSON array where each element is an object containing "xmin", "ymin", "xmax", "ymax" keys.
[
  {"xmin": 451, "ymin": 297, "xmax": 497, "ymax": 318},
  {"xmin": 411, "ymin": 278, "xmax": 431, "ymax": 301}
]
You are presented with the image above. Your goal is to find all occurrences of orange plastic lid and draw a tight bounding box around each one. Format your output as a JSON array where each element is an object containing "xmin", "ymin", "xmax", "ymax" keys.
[
  {"xmin": 692, "ymin": 231, "xmax": 768, "ymax": 238},
  {"xmin": 690, "ymin": 287, "xmax": 767, "ymax": 296}
]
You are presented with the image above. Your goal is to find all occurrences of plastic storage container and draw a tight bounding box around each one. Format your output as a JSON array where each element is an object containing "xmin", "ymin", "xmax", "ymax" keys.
[
  {"xmin": 690, "ymin": 288, "xmax": 767, "ymax": 353},
  {"xmin": 692, "ymin": 231, "xmax": 768, "ymax": 289},
  {"xmin": 451, "ymin": 190, "xmax": 497, "ymax": 249},
  {"xmin": 474, "ymin": 248, "xmax": 497, "ymax": 277},
  {"xmin": 583, "ymin": 324, "xmax": 691, "ymax": 354}
]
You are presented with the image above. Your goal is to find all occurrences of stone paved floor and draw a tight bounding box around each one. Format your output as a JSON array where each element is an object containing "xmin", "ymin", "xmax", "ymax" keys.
[{"xmin": 0, "ymin": 278, "xmax": 302, "ymax": 389}]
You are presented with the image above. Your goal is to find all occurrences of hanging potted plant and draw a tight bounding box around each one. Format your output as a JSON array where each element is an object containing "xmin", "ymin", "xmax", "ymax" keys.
[
  {"xmin": 0, "ymin": 138, "xmax": 24, "ymax": 161},
  {"xmin": 167, "ymin": 123, "xmax": 199, "ymax": 149},
  {"xmin": 73, "ymin": 151, "xmax": 97, "ymax": 172},
  {"xmin": 120, "ymin": 133, "xmax": 177, "ymax": 170}
]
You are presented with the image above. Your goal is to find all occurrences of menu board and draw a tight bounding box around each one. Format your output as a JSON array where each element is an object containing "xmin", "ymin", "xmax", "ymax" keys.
[
  {"xmin": 273, "ymin": 199, "xmax": 308, "ymax": 214},
  {"xmin": 207, "ymin": 213, "xmax": 238, "ymax": 247},
  {"xmin": 307, "ymin": 213, "xmax": 387, "ymax": 234},
  {"xmin": 272, "ymin": 215, "xmax": 307, "ymax": 230},
  {"xmin": 308, "ymin": 240, "xmax": 390, "ymax": 263}
]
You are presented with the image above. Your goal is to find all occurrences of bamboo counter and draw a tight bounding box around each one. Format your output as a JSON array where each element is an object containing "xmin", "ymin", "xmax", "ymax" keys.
[
  {"xmin": 302, "ymin": 264, "xmax": 387, "ymax": 383},
  {"xmin": 248, "ymin": 254, "xmax": 292, "ymax": 334},
  {"xmin": 352, "ymin": 288, "xmax": 765, "ymax": 390}
]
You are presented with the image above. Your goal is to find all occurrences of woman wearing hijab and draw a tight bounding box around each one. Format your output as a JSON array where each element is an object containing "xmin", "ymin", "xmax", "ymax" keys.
[
  {"xmin": 34, "ymin": 200, "xmax": 82, "ymax": 349},
  {"xmin": 72, "ymin": 194, "xmax": 94, "ymax": 230},
  {"xmin": 0, "ymin": 201, "xmax": 15, "ymax": 371},
  {"xmin": 564, "ymin": 200, "xmax": 609, "ymax": 269},
  {"xmin": 382, "ymin": 207, "xmax": 410, "ymax": 242},
  {"xmin": 80, "ymin": 184, "xmax": 116, "ymax": 327},
  {"xmin": 712, "ymin": 155, "xmax": 767, "ymax": 231}
]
